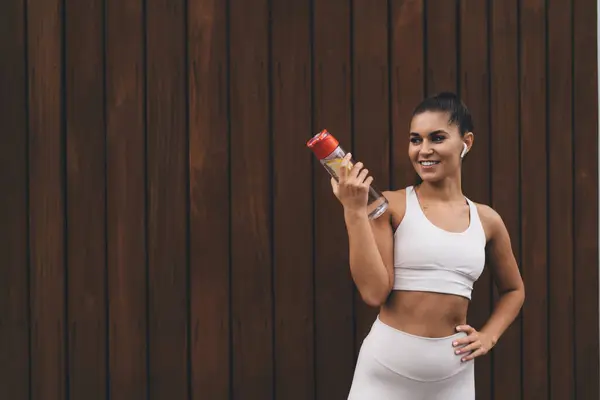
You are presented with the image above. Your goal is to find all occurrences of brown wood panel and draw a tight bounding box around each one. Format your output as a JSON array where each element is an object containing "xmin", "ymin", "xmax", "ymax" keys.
[
  {"xmin": 459, "ymin": 2, "xmax": 492, "ymax": 398},
  {"xmin": 27, "ymin": 0, "xmax": 67, "ymax": 398},
  {"xmin": 351, "ymin": 0, "xmax": 390, "ymax": 352},
  {"xmin": 0, "ymin": 0, "xmax": 29, "ymax": 397},
  {"xmin": 520, "ymin": 0, "xmax": 548, "ymax": 398},
  {"xmin": 145, "ymin": 0, "xmax": 189, "ymax": 396},
  {"xmin": 489, "ymin": 1, "xmax": 522, "ymax": 399},
  {"xmin": 313, "ymin": 0, "xmax": 355, "ymax": 398},
  {"xmin": 187, "ymin": 0, "xmax": 230, "ymax": 398},
  {"xmin": 573, "ymin": 0, "xmax": 600, "ymax": 398},
  {"xmin": 65, "ymin": 0, "xmax": 107, "ymax": 396},
  {"xmin": 105, "ymin": 0, "xmax": 148, "ymax": 397},
  {"xmin": 391, "ymin": 0, "xmax": 424, "ymax": 189},
  {"xmin": 425, "ymin": 0, "xmax": 457, "ymax": 94},
  {"xmin": 271, "ymin": 0, "xmax": 314, "ymax": 398},
  {"xmin": 229, "ymin": 0, "xmax": 273, "ymax": 397},
  {"xmin": 547, "ymin": 0, "xmax": 575, "ymax": 398}
]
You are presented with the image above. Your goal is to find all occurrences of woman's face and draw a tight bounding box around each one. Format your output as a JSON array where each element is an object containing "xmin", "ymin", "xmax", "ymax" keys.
[{"xmin": 408, "ymin": 111, "xmax": 472, "ymax": 183}]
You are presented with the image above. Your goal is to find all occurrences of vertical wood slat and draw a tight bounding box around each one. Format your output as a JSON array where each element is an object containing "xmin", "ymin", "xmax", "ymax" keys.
[
  {"xmin": 573, "ymin": 0, "xmax": 600, "ymax": 398},
  {"xmin": 489, "ymin": 1, "xmax": 522, "ymax": 399},
  {"xmin": 27, "ymin": 0, "xmax": 67, "ymax": 398},
  {"xmin": 145, "ymin": 0, "xmax": 189, "ymax": 396},
  {"xmin": 229, "ymin": 0, "xmax": 273, "ymax": 397},
  {"xmin": 520, "ymin": 0, "xmax": 549, "ymax": 399},
  {"xmin": 0, "ymin": 0, "xmax": 30, "ymax": 397},
  {"xmin": 459, "ymin": 1, "xmax": 493, "ymax": 398},
  {"xmin": 271, "ymin": 0, "xmax": 315, "ymax": 398},
  {"xmin": 391, "ymin": 0, "xmax": 424, "ymax": 190},
  {"xmin": 547, "ymin": 0, "xmax": 575, "ymax": 398},
  {"xmin": 188, "ymin": 0, "xmax": 230, "ymax": 398},
  {"xmin": 312, "ymin": 0, "xmax": 355, "ymax": 398},
  {"xmin": 105, "ymin": 0, "xmax": 148, "ymax": 397},
  {"xmin": 425, "ymin": 0, "xmax": 458, "ymax": 94},
  {"xmin": 65, "ymin": 0, "xmax": 107, "ymax": 396},
  {"xmin": 351, "ymin": 0, "xmax": 390, "ymax": 354}
]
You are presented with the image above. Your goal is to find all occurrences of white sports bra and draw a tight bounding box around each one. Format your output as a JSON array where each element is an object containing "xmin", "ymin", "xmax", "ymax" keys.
[{"xmin": 392, "ymin": 186, "xmax": 486, "ymax": 300}]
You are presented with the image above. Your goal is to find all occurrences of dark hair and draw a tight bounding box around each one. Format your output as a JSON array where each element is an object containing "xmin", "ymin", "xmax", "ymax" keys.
[
  {"xmin": 412, "ymin": 92, "xmax": 474, "ymax": 135},
  {"xmin": 411, "ymin": 92, "xmax": 473, "ymax": 185}
]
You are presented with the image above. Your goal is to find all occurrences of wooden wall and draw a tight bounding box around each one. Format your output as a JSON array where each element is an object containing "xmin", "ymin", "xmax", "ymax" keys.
[{"xmin": 0, "ymin": 0, "xmax": 598, "ymax": 399}]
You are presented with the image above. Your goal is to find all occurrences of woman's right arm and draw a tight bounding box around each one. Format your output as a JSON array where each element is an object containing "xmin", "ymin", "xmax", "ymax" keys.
[
  {"xmin": 344, "ymin": 205, "xmax": 394, "ymax": 307},
  {"xmin": 330, "ymin": 153, "xmax": 397, "ymax": 307}
]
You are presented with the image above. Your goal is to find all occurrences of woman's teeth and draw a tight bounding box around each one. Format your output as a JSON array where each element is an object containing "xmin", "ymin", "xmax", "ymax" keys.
[{"xmin": 420, "ymin": 161, "xmax": 440, "ymax": 166}]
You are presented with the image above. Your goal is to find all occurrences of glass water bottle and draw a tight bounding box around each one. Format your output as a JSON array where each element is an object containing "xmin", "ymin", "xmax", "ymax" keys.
[{"xmin": 306, "ymin": 129, "xmax": 389, "ymax": 220}]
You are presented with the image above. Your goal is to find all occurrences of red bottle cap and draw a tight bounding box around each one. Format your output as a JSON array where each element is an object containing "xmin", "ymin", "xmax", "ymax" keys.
[{"xmin": 306, "ymin": 129, "xmax": 339, "ymax": 159}]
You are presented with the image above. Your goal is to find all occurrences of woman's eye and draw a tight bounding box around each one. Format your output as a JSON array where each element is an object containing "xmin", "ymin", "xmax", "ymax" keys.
[
  {"xmin": 410, "ymin": 137, "xmax": 422, "ymax": 144},
  {"xmin": 432, "ymin": 135, "xmax": 444, "ymax": 142}
]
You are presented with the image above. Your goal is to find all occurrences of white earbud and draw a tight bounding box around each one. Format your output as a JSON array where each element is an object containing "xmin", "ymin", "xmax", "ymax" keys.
[{"xmin": 460, "ymin": 143, "xmax": 468, "ymax": 159}]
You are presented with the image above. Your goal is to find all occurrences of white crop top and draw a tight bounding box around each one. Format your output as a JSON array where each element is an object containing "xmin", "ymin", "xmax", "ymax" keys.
[{"xmin": 393, "ymin": 186, "xmax": 486, "ymax": 300}]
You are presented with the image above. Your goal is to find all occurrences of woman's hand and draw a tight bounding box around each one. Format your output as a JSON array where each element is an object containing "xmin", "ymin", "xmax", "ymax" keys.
[
  {"xmin": 330, "ymin": 153, "xmax": 373, "ymax": 213},
  {"xmin": 452, "ymin": 324, "xmax": 497, "ymax": 362}
]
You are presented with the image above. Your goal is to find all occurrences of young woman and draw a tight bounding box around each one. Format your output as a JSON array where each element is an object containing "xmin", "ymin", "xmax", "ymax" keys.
[{"xmin": 332, "ymin": 93, "xmax": 525, "ymax": 399}]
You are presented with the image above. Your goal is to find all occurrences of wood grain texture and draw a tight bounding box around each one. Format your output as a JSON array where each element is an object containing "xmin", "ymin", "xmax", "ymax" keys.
[
  {"xmin": 188, "ymin": 0, "xmax": 230, "ymax": 398},
  {"xmin": 573, "ymin": 0, "xmax": 599, "ymax": 398},
  {"xmin": 0, "ymin": 0, "xmax": 30, "ymax": 396},
  {"xmin": 490, "ymin": 0, "xmax": 522, "ymax": 399},
  {"xmin": 425, "ymin": 0, "xmax": 457, "ymax": 94},
  {"xmin": 146, "ymin": 0, "xmax": 189, "ymax": 396},
  {"xmin": 520, "ymin": 0, "xmax": 548, "ymax": 398},
  {"xmin": 229, "ymin": 0, "xmax": 273, "ymax": 397},
  {"xmin": 106, "ymin": 0, "xmax": 148, "ymax": 397},
  {"xmin": 547, "ymin": 0, "xmax": 575, "ymax": 398},
  {"xmin": 271, "ymin": 0, "xmax": 315, "ymax": 398},
  {"xmin": 313, "ymin": 0, "xmax": 355, "ymax": 398},
  {"xmin": 27, "ymin": 0, "xmax": 67, "ymax": 397},
  {"xmin": 65, "ymin": 0, "xmax": 107, "ymax": 396},
  {"xmin": 459, "ymin": 1, "xmax": 492, "ymax": 398}
]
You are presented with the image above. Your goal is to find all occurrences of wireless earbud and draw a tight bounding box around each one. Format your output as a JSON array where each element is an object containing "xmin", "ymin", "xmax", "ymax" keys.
[{"xmin": 460, "ymin": 143, "xmax": 468, "ymax": 159}]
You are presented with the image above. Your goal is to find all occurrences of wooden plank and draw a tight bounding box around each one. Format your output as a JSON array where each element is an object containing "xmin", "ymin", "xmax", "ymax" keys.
[
  {"xmin": 312, "ymin": 0, "xmax": 355, "ymax": 397},
  {"xmin": 425, "ymin": 0, "xmax": 457, "ymax": 94},
  {"xmin": 271, "ymin": 0, "xmax": 314, "ymax": 398},
  {"xmin": 187, "ymin": 0, "xmax": 230, "ymax": 398},
  {"xmin": 105, "ymin": 0, "xmax": 148, "ymax": 397},
  {"xmin": 351, "ymin": 0, "xmax": 390, "ymax": 353},
  {"xmin": 519, "ymin": 0, "xmax": 548, "ymax": 398},
  {"xmin": 64, "ymin": 0, "xmax": 107, "ymax": 396},
  {"xmin": 229, "ymin": 0, "xmax": 273, "ymax": 397},
  {"xmin": 573, "ymin": 0, "xmax": 600, "ymax": 398},
  {"xmin": 0, "ymin": 0, "xmax": 29, "ymax": 396},
  {"xmin": 390, "ymin": 0, "xmax": 424, "ymax": 189},
  {"xmin": 27, "ymin": 0, "xmax": 67, "ymax": 397},
  {"xmin": 145, "ymin": 0, "xmax": 189, "ymax": 396},
  {"xmin": 489, "ymin": 1, "xmax": 522, "ymax": 399},
  {"xmin": 547, "ymin": 0, "xmax": 575, "ymax": 398},
  {"xmin": 459, "ymin": 1, "xmax": 492, "ymax": 398}
]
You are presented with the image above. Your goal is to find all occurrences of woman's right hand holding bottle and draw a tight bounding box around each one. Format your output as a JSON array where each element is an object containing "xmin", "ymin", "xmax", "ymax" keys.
[{"xmin": 330, "ymin": 153, "xmax": 373, "ymax": 215}]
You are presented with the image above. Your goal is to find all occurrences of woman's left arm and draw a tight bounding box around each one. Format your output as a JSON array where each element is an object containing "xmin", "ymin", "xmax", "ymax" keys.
[{"xmin": 454, "ymin": 205, "xmax": 525, "ymax": 362}]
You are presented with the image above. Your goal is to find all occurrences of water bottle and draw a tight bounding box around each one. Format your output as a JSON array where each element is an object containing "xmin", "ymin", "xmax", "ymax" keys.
[{"xmin": 307, "ymin": 129, "xmax": 389, "ymax": 220}]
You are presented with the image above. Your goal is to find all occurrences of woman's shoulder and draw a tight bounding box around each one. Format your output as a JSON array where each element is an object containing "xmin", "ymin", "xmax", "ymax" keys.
[
  {"xmin": 473, "ymin": 202, "xmax": 506, "ymax": 241},
  {"xmin": 381, "ymin": 188, "xmax": 409, "ymax": 230}
]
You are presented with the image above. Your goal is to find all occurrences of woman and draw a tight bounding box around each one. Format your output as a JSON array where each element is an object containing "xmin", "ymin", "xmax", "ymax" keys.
[{"xmin": 332, "ymin": 92, "xmax": 525, "ymax": 399}]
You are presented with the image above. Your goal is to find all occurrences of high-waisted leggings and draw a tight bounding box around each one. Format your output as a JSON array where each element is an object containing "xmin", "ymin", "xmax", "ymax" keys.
[{"xmin": 347, "ymin": 316, "xmax": 475, "ymax": 400}]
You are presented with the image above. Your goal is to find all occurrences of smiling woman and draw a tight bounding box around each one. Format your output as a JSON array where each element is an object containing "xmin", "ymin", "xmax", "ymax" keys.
[{"xmin": 330, "ymin": 92, "xmax": 526, "ymax": 399}]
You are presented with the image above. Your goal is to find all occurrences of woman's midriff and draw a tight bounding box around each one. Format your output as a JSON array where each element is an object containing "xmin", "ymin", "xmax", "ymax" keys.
[{"xmin": 379, "ymin": 291, "xmax": 469, "ymax": 338}]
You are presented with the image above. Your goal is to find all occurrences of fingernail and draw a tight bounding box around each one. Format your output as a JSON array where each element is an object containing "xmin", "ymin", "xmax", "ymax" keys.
[
  {"xmin": 461, "ymin": 358, "xmax": 466, "ymax": 362},
  {"xmin": 455, "ymin": 350, "xmax": 461, "ymax": 355},
  {"xmin": 453, "ymin": 341, "xmax": 458, "ymax": 346}
]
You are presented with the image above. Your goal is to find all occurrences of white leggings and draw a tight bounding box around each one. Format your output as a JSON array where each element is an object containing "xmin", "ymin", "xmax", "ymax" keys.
[{"xmin": 348, "ymin": 316, "xmax": 475, "ymax": 400}]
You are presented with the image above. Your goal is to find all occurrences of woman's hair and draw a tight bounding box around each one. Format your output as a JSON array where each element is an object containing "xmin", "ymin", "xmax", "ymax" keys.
[
  {"xmin": 412, "ymin": 92, "xmax": 474, "ymax": 135},
  {"xmin": 410, "ymin": 92, "xmax": 473, "ymax": 185}
]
